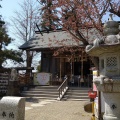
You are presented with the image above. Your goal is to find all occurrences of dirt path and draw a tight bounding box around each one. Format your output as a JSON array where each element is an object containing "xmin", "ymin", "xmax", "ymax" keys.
[{"xmin": 25, "ymin": 100, "xmax": 92, "ymax": 120}]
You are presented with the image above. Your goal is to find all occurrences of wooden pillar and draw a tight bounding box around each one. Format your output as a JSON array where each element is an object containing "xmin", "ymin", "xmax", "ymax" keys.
[
  {"xmin": 64, "ymin": 58, "xmax": 65, "ymax": 76},
  {"xmin": 80, "ymin": 51, "xmax": 84, "ymax": 83},
  {"xmin": 70, "ymin": 57, "xmax": 72, "ymax": 80},
  {"xmin": 41, "ymin": 52, "xmax": 43, "ymax": 72},
  {"xmin": 60, "ymin": 57, "xmax": 62, "ymax": 81},
  {"xmin": 73, "ymin": 56, "xmax": 74, "ymax": 75},
  {"xmin": 81, "ymin": 52, "xmax": 83, "ymax": 77}
]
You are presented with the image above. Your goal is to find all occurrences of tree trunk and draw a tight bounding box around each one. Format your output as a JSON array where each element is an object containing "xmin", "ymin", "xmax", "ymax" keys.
[{"xmin": 26, "ymin": 50, "xmax": 33, "ymax": 74}]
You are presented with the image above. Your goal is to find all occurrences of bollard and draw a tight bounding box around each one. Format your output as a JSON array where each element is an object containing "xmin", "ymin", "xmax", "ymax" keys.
[
  {"xmin": 0, "ymin": 96, "xmax": 25, "ymax": 120},
  {"xmin": 88, "ymin": 89, "xmax": 97, "ymax": 120},
  {"xmin": 91, "ymin": 98, "xmax": 95, "ymax": 120}
]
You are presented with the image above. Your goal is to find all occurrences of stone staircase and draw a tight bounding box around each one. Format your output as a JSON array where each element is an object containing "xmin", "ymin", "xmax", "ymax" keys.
[
  {"xmin": 21, "ymin": 86, "xmax": 90, "ymax": 101},
  {"xmin": 62, "ymin": 87, "xmax": 90, "ymax": 101},
  {"xmin": 21, "ymin": 86, "xmax": 59, "ymax": 100}
]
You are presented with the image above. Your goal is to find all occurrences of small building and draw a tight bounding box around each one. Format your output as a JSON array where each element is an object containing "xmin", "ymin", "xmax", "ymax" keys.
[{"xmin": 19, "ymin": 28, "xmax": 102, "ymax": 87}]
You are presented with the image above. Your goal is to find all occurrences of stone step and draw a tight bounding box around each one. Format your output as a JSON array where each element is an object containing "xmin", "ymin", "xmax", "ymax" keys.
[
  {"xmin": 68, "ymin": 89, "xmax": 89, "ymax": 92},
  {"xmin": 23, "ymin": 91, "xmax": 58, "ymax": 95},
  {"xmin": 63, "ymin": 87, "xmax": 90, "ymax": 101},
  {"xmin": 69, "ymin": 87, "xmax": 90, "ymax": 91},
  {"xmin": 25, "ymin": 96, "xmax": 57, "ymax": 100},
  {"xmin": 62, "ymin": 98, "xmax": 89, "ymax": 101},
  {"xmin": 70, "ymin": 87, "xmax": 89, "ymax": 89},
  {"xmin": 29, "ymin": 88, "xmax": 58, "ymax": 92},
  {"xmin": 21, "ymin": 86, "xmax": 59, "ymax": 100},
  {"xmin": 33, "ymin": 86, "xmax": 59, "ymax": 89},
  {"xmin": 21, "ymin": 86, "xmax": 90, "ymax": 101},
  {"xmin": 66, "ymin": 92, "xmax": 88, "ymax": 95},
  {"xmin": 21, "ymin": 93, "xmax": 58, "ymax": 97},
  {"xmin": 64, "ymin": 95, "xmax": 89, "ymax": 99}
]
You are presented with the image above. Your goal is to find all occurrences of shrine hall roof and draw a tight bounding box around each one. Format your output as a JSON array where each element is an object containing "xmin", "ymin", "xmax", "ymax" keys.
[{"xmin": 19, "ymin": 29, "xmax": 102, "ymax": 51}]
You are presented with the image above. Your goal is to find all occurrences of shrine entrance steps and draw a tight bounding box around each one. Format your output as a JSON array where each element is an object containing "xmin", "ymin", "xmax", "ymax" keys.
[
  {"xmin": 21, "ymin": 86, "xmax": 59, "ymax": 100},
  {"xmin": 62, "ymin": 87, "xmax": 90, "ymax": 101},
  {"xmin": 21, "ymin": 86, "xmax": 90, "ymax": 101}
]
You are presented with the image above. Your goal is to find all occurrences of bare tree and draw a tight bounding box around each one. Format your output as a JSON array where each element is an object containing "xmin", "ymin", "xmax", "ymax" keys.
[{"xmin": 11, "ymin": 0, "xmax": 41, "ymax": 72}]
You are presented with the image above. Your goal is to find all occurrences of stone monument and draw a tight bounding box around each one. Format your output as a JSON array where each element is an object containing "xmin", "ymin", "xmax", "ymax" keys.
[
  {"xmin": 86, "ymin": 14, "xmax": 120, "ymax": 120},
  {"xmin": 7, "ymin": 69, "xmax": 20, "ymax": 96},
  {"xmin": 0, "ymin": 96, "xmax": 25, "ymax": 120}
]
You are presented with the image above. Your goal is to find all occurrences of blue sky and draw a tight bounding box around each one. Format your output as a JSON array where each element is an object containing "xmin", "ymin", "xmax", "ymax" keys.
[
  {"xmin": 0, "ymin": 0, "xmax": 24, "ymax": 49},
  {"xmin": 0, "ymin": 0, "xmax": 119, "ymax": 37},
  {"xmin": 1, "ymin": 0, "xmax": 119, "ymax": 21},
  {"xmin": 0, "ymin": 0, "xmax": 22, "ymax": 21}
]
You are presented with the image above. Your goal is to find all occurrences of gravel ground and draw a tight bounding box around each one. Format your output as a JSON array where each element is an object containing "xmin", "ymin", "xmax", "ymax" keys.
[{"xmin": 25, "ymin": 99, "xmax": 92, "ymax": 120}]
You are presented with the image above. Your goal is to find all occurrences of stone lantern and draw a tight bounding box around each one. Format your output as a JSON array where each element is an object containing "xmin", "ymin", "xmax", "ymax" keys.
[{"xmin": 86, "ymin": 14, "xmax": 120, "ymax": 120}]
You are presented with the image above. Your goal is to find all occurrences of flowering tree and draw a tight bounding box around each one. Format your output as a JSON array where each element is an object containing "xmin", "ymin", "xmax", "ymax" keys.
[
  {"xmin": 38, "ymin": 0, "xmax": 119, "ymax": 45},
  {"xmin": 37, "ymin": 0, "xmax": 119, "ymax": 69},
  {"xmin": 109, "ymin": 0, "xmax": 120, "ymax": 17}
]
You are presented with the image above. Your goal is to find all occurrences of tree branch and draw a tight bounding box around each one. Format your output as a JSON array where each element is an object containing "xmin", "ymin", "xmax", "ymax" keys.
[{"xmin": 109, "ymin": 2, "xmax": 120, "ymax": 17}]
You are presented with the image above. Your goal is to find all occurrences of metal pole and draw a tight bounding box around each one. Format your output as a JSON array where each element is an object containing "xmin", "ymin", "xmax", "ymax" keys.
[
  {"xmin": 91, "ymin": 99, "xmax": 95, "ymax": 120},
  {"xmin": 98, "ymin": 70, "xmax": 102, "ymax": 120},
  {"xmin": 98, "ymin": 91, "xmax": 102, "ymax": 120}
]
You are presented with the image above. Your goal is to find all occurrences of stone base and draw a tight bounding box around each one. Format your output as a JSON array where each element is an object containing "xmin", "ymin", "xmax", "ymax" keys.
[
  {"xmin": 103, "ymin": 114, "xmax": 119, "ymax": 120},
  {"xmin": 103, "ymin": 93, "xmax": 120, "ymax": 120},
  {"xmin": 7, "ymin": 81, "xmax": 20, "ymax": 96}
]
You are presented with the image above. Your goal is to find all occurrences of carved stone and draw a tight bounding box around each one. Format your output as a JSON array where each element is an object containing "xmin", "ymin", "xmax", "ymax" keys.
[
  {"xmin": 0, "ymin": 96, "xmax": 25, "ymax": 120},
  {"xmin": 86, "ymin": 14, "xmax": 120, "ymax": 120},
  {"xmin": 10, "ymin": 68, "xmax": 18, "ymax": 81}
]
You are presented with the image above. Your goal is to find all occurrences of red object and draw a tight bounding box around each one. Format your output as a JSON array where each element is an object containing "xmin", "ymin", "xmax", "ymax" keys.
[{"xmin": 88, "ymin": 90, "xmax": 97, "ymax": 99}]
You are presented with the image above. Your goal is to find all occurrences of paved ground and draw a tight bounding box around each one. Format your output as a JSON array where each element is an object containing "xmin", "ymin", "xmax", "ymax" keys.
[{"xmin": 25, "ymin": 99, "xmax": 92, "ymax": 120}]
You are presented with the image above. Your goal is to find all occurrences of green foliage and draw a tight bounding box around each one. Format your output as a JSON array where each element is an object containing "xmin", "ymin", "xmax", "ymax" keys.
[
  {"xmin": 0, "ymin": 49, "xmax": 23, "ymax": 62},
  {"xmin": 0, "ymin": 19, "xmax": 23, "ymax": 68},
  {"xmin": 0, "ymin": 0, "xmax": 23, "ymax": 68},
  {"xmin": 0, "ymin": 21, "xmax": 11, "ymax": 46}
]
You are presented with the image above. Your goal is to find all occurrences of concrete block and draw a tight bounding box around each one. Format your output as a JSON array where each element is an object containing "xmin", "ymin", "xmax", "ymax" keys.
[{"xmin": 0, "ymin": 96, "xmax": 25, "ymax": 120}]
